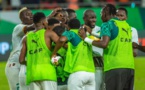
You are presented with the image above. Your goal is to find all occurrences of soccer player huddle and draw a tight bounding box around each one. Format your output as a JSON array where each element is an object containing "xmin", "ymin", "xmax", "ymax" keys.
[{"xmin": 5, "ymin": 3, "xmax": 142, "ymax": 90}]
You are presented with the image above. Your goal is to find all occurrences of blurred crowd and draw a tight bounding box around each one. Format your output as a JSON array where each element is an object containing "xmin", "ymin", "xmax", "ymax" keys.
[{"xmin": 0, "ymin": 0, "xmax": 143, "ymax": 10}]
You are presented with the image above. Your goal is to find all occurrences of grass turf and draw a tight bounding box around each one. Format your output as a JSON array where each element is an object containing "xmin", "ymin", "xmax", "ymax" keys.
[{"xmin": 0, "ymin": 57, "xmax": 145, "ymax": 90}]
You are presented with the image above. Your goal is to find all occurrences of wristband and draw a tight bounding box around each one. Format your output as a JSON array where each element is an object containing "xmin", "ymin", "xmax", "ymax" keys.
[{"xmin": 84, "ymin": 37, "xmax": 93, "ymax": 45}]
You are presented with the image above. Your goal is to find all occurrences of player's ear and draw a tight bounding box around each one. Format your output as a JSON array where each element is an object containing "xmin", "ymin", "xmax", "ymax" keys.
[
  {"xmin": 21, "ymin": 18, "xmax": 25, "ymax": 23},
  {"xmin": 42, "ymin": 18, "xmax": 48, "ymax": 29},
  {"xmin": 42, "ymin": 18, "xmax": 47, "ymax": 25}
]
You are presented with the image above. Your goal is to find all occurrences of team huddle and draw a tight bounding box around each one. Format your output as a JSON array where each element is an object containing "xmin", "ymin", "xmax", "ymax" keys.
[{"xmin": 5, "ymin": 4, "xmax": 140, "ymax": 90}]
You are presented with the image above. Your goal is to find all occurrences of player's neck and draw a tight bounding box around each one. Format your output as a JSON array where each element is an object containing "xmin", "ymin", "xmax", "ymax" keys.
[{"xmin": 35, "ymin": 25, "xmax": 45, "ymax": 31}]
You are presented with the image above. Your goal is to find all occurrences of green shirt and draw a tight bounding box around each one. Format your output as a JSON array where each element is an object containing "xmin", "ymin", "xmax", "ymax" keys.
[
  {"xmin": 62, "ymin": 29, "xmax": 82, "ymax": 46},
  {"xmin": 100, "ymin": 18, "xmax": 119, "ymax": 40}
]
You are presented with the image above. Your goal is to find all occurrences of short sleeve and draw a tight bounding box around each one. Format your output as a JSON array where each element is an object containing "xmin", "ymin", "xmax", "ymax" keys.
[
  {"xmin": 131, "ymin": 27, "xmax": 139, "ymax": 44},
  {"xmin": 100, "ymin": 22, "xmax": 111, "ymax": 38},
  {"xmin": 15, "ymin": 24, "xmax": 26, "ymax": 36},
  {"xmin": 62, "ymin": 31, "xmax": 75, "ymax": 41}
]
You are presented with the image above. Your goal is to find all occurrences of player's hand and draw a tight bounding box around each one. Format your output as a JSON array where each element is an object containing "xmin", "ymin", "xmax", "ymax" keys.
[
  {"xmin": 84, "ymin": 25, "xmax": 92, "ymax": 34},
  {"xmin": 79, "ymin": 25, "xmax": 87, "ymax": 40},
  {"xmin": 51, "ymin": 56, "xmax": 61, "ymax": 66},
  {"xmin": 133, "ymin": 49, "xmax": 137, "ymax": 57},
  {"xmin": 132, "ymin": 42, "xmax": 138, "ymax": 49},
  {"xmin": 48, "ymin": 8, "xmax": 62, "ymax": 18}
]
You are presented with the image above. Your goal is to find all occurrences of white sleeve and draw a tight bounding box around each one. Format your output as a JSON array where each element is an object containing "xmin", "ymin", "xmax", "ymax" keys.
[
  {"xmin": 131, "ymin": 27, "xmax": 139, "ymax": 44},
  {"xmin": 91, "ymin": 26, "xmax": 101, "ymax": 38},
  {"xmin": 15, "ymin": 24, "xmax": 26, "ymax": 37}
]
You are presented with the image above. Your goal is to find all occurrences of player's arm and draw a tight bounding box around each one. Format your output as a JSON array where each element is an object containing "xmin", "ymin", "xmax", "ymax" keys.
[
  {"xmin": 47, "ymin": 8, "xmax": 62, "ymax": 19},
  {"xmin": 133, "ymin": 42, "xmax": 145, "ymax": 53},
  {"xmin": 92, "ymin": 36, "xmax": 109, "ymax": 48},
  {"xmin": 52, "ymin": 36, "xmax": 68, "ymax": 56},
  {"xmin": 49, "ymin": 30, "xmax": 67, "ymax": 65},
  {"xmin": 132, "ymin": 28, "xmax": 139, "ymax": 57},
  {"xmin": 79, "ymin": 25, "xmax": 110, "ymax": 48},
  {"xmin": 47, "ymin": 30, "xmax": 64, "ymax": 56},
  {"xmin": 16, "ymin": 24, "xmax": 35, "ymax": 37},
  {"xmin": 23, "ymin": 24, "xmax": 35, "ymax": 34},
  {"xmin": 19, "ymin": 37, "xmax": 27, "ymax": 65},
  {"xmin": 138, "ymin": 45, "xmax": 145, "ymax": 52}
]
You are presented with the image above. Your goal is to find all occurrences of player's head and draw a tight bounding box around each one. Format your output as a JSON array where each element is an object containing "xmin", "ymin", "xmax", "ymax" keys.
[
  {"xmin": 47, "ymin": 18, "xmax": 60, "ymax": 30},
  {"xmin": 54, "ymin": 9, "xmax": 68, "ymax": 24},
  {"xmin": 48, "ymin": 18, "xmax": 60, "ymax": 26},
  {"xmin": 66, "ymin": 8, "xmax": 77, "ymax": 20},
  {"xmin": 101, "ymin": 4, "xmax": 116, "ymax": 22},
  {"xmin": 83, "ymin": 9, "xmax": 96, "ymax": 29},
  {"xmin": 116, "ymin": 7, "xmax": 128, "ymax": 20},
  {"xmin": 19, "ymin": 7, "xmax": 33, "ymax": 25},
  {"xmin": 68, "ymin": 18, "xmax": 80, "ymax": 29},
  {"xmin": 33, "ymin": 12, "xmax": 46, "ymax": 27},
  {"xmin": 53, "ymin": 26, "xmax": 65, "ymax": 36}
]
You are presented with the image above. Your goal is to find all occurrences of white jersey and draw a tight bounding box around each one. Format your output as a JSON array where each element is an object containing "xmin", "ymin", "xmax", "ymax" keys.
[
  {"xmin": 8, "ymin": 24, "xmax": 26, "ymax": 62},
  {"xmin": 91, "ymin": 26, "xmax": 103, "ymax": 57},
  {"xmin": 131, "ymin": 27, "xmax": 139, "ymax": 44}
]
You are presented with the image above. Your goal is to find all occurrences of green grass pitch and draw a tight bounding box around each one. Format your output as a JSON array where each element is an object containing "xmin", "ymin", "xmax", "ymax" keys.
[{"xmin": 0, "ymin": 57, "xmax": 145, "ymax": 90}]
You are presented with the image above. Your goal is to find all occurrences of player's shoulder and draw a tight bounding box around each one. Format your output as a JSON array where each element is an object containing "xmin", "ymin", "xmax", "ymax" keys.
[
  {"xmin": 45, "ymin": 30, "xmax": 57, "ymax": 37},
  {"xmin": 13, "ymin": 24, "xmax": 26, "ymax": 32},
  {"xmin": 14, "ymin": 24, "xmax": 25, "ymax": 28},
  {"xmin": 62, "ymin": 30, "xmax": 75, "ymax": 36},
  {"xmin": 94, "ymin": 25, "xmax": 100, "ymax": 30},
  {"xmin": 131, "ymin": 27, "xmax": 137, "ymax": 31},
  {"xmin": 26, "ymin": 31, "xmax": 34, "ymax": 36}
]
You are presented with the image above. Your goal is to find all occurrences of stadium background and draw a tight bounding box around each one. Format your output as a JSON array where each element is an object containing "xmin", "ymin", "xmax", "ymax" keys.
[{"xmin": 0, "ymin": 1, "xmax": 145, "ymax": 90}]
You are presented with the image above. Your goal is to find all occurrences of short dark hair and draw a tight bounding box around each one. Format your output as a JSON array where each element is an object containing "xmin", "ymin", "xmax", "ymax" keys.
[
  {"xmin": 47, "ymin": 18, "xmax": 60, "ymax": 26},
  {"xmin": 53, "ymin": 26, "xmax": 65, "ymax": 36},
  {"xmin": 66, "ymin": 9, "xmax": 75, "ymax": 15},
  {"xmin": 68, "ymin": 19, "xmax": 80, "ymax": 29},
  {"xmin": 118, "ymin": 7, "xmax": 128, "ymax": 16},
  {"xmin": 33, "ymin": 12, "xmax": 45, "ymax": 24},
  {"xmin": 83, "ymin": 9, "xmax": 95, "ymax": 18},
  {"xmin": 103, "ymin": 4, "xmax": 116, "ymax": 16}
]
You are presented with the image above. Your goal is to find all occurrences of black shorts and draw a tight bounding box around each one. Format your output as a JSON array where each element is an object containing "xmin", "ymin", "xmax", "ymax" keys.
[{"xmin": 104, "ymin": 68, "xmax": 134, "ymax": 90}]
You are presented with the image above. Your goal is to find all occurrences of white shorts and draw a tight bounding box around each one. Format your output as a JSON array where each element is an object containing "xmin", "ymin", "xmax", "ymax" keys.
[
  {"xmin": 19, "ymin": 65, "xmax": 30, "ymax": 90},
  {"xmin": 95, "ymin": 67, "xmax": 103, "ymax": 90},
  {"xmin": 5, "ymin": 61, "xmax": 20, "ymax": 90},
  {"xmin": 68, "ymin": 71, "xmax": 95, "ymax": 90},
  {"xmin": 30, "ymin": 81, "xmax": 57, "ymax": 90}
]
